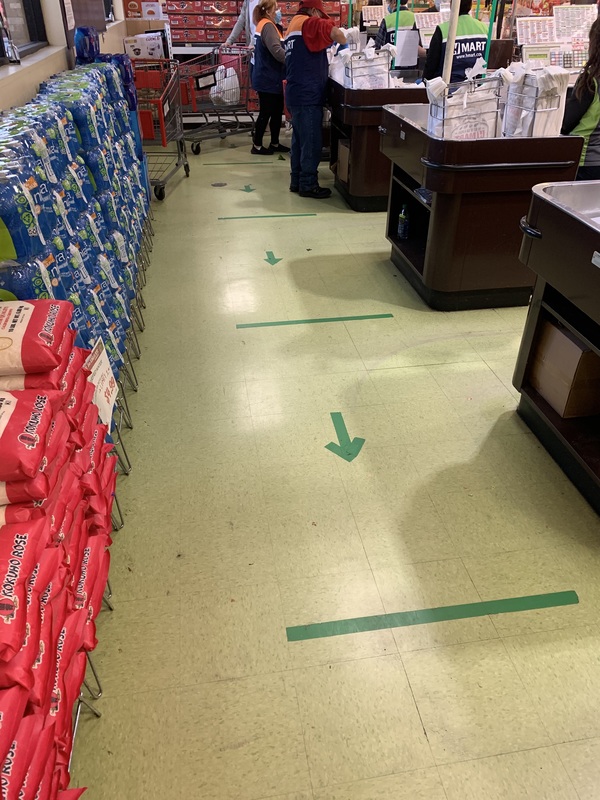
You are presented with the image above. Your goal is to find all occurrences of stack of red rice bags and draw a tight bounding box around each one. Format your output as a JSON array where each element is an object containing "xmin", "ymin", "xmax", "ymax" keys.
[{"xmin": 0, "ymin": 300, "xmax": 118, "ymax": 799}]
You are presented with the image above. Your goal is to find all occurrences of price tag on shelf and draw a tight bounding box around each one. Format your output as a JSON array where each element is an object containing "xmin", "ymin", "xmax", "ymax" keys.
[{"xmin": 84, "ymin": 339, "xmax": 118, "ymax": 426}]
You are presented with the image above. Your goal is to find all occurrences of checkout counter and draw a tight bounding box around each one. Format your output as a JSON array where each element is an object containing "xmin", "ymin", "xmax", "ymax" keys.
[
  {"xmin": 514, "ymin": 183, "xmax": 600, "ymax": 514},
  {"xmin": 327, "ymin": 80, "xmax": 427, "ymax": 211},
  {"xmin": 378, "ymin": 103, "xmax": 582, "ymax": 310}
]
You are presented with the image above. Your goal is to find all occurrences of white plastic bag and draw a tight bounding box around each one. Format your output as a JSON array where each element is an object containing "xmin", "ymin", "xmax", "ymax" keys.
[{"xmin": 210, "ymin": 66, "xmax": 240, "ymax": 106}]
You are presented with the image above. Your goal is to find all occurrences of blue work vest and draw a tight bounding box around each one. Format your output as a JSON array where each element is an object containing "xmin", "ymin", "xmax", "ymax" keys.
[
  {"xmin": 284, "ymin": 15, "xmax": 329, "ymax": 106},
  {"xmin": 252, "ymin": 18, "xmax": 285, "ymax": 94}
]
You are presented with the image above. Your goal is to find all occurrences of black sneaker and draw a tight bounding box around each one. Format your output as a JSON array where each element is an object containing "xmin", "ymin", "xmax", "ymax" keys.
[
  {"xmin": 299, "ymin": 186, "xmax": 332, "ymax": 199},
  {"xmin": 251, "ymin": 145, "xmax": 273, "ymax": 156},
  {"xmin": 271, "ymin": 143, "xmax": 290, "ymax": 153},
  {"xmin": 289, "ymin": 185, "xmax": 299, "ymax": 193}
]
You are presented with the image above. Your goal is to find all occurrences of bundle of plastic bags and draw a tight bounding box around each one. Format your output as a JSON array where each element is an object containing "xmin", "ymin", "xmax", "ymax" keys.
[
  {"xmin": 502, "ymin": 63, "xmax": 569, "ymax": 138},
  {"xmin": 426, "ymin": 58, "xmax": 502, "ymax": 140}
]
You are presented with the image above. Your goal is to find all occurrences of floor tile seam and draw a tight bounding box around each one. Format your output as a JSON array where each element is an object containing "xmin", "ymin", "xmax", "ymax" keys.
[
  {"xmin": 494, "ymin": 636, "xmax": 555, "ymax": 746},
  {"xmin": 434, "ymin": 741, "xmax": 581, "ymax": 771},
  {"xmin": 392, "ymin": 630, "xmax": 502, "ymax": 655},
  {"xmin": 311, "ymin": 764, "xmax": 447, "ymax": 796},
  {"xmin": 328, "ymin": 443, "xmax": 384, "ymax": 619},
  {"xmin": 396, "ymin": 648, "xmax": 438, "ymax": 769},
  {"xmin": 365, "ymin": 356, "xmax": 486, "ymax": 371},
  {"xmin": 282, "ymin": 627, "xmax": 320, "ymax": 800},
  {"xmin": 423, "ymin": 365, "xmax": 517, "ymax": 408},
  {"xmin": 551, "ymin": 743, "xmax": 586, "ymax": 799},
  {"xmin": 341, "ymin": 321, "xmax": 377, "ymax": 370},
  {"xmin": 436, "ymin": 769, "xmax": 452, "ymax": 800},
  {"xmin": 247, "ymin": 402, "xmax": 387, "ymax": 426}
]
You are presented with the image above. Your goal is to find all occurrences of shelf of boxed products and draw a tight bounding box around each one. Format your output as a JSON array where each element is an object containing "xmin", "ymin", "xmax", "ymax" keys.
[
  {"xmin": 167, "ymin": 0, "xmax": 344, "ymax": 44},
  {"xmin": 0, "ymin": 56, "xmax": 153, "ymax": 798},
  {"xmin": 167, "ymin": 0, "xmax": 241, "ymax": 45},
  {"xmin": 280, "ymin": 1, "xmax": 344, "ymax": 29}
]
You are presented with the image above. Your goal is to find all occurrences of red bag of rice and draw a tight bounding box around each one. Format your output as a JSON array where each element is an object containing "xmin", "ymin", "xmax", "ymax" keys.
[
  {"xmin": 0, "ymin": 504, "xmax": 45, "ymax": 526},
  {"xmin": 0, "ymin": 712, "xmax": 43, "ymax": 800},
  {"xmin": 0, "ymin": 518, "xmax": 49, "ymax": 662},
  {"xmin": 0, "ymin": 302, "xmax": 73, "ymax": 376},
  {"xmin": 28, "ymin": 744, "xmax": 55, "ymax": 800},
  {"xmin": 30, "ymin": 564, "xmax": 70, "ymax": 711},
  {"xmin": 0, "ymin": 685, "xmax": 28, "ymax": 765},
  {"xmin": 48, "ymin": 610, "xmax": 87, "ymax": 731},
  {"xmin": 0, "ymin": 468, "xmax": 50, "ymax": 507},
  {"xmin": 18, "ymin": 721, "xmax": 55, "ymax": 800},
  {"xmin": 0, "ymin": 329, "xmax": 76, "ymax": 393},
  {"xmin": 58, "ymin": 790, "xmax": 86, "ymax": 799},
  {"xmin": 83, "ymin": 546, "xmax": 110, "ymax": 652},
  {"xmin": 60, "ymin": 348, "xmax": 89, "ymax": 400},
  {"xmin": 0, "ymin": 392, "xmax": 54, "ymax": 482},
  {"xmin": 44, "ymin": 412, "xmax": 71, "ymax": 469},
  {"xmin": 62, "ymin": 371, "xmax": 91, "ymax": 431},
  {"xmin": 0, "ymin": 548, "xmax": 61, "ymax": 692},
  {"xmin": 55, "ymin": 649, "xmax": 87, "ymax": 772}
]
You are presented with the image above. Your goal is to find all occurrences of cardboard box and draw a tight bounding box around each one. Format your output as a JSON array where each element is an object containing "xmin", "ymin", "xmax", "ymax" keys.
[
  {"xmin": 166, "ymin": 0, "xmax": 203, "ymax": 10},
  {"xmin": 124, "ymin": 31, "xmax": 167, "ymax": 58},
  {"xmin": 125, "ymin": 0, "xmax": 167, "ymax": 18},
  {"xmin": 169, "ymin": 13, "xmax": 204, "ymax": 25},
  {"xmin": 336, "ymin": 140, "xmax": 350, "ymax": 183},
  {"xmin": 529, "ymin": 319, "xmax": 600, "ymax": 418}
]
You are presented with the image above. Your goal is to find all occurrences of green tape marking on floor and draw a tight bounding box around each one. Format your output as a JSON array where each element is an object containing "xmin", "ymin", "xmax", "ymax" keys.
[
  {"xmin": 218, "ymin": 214, "xmax": 317, "ymax": 220},
  {"xmin": 205, "ymin": 161, "xmax": 277, "ymax": 165},
  {"xmin": 237, "ymin": 313, "xmax": 393, "ymax": 329},
  {"xmin": 286, "ymin": 591, "xmax": 579, "ymax": 642}
]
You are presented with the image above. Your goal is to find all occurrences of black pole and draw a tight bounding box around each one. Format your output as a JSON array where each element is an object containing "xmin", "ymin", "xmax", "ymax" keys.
[{"xmin": 496, "ymin": 0, "xmax": 507, "ymax": 39}]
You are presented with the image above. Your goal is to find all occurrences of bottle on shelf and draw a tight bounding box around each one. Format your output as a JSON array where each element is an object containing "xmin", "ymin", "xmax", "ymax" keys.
[{"xmin": 397, "ymin": 204, "xmax": 409, "ymax": 241}]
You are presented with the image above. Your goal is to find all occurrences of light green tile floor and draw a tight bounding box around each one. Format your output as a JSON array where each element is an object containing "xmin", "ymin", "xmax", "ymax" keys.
[{"xmin": 71, "ymin": 134, "xmax": 600, "ymax": 799}]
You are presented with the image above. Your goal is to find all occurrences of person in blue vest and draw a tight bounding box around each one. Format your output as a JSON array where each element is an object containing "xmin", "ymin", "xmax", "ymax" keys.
[
  {"xmin": 251, "ymin": 0, "xmax": 288, "ymax": 155},
  {"xmin": 422, "ymin": 0, "xmax": 488, "ymax": 84},
  {"xmin": 284, "ymin": 0, "xmax": 356, "ymax": 198},
  {"xmin": 562, "ymin": 17, "xmax": 600, "ymax": 180}
]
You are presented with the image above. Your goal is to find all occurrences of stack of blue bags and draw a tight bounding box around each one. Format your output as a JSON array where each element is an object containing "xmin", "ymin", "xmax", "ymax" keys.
[{"xmin": 0, "ymin": 54, "xmax": 148, "ymax": 380}]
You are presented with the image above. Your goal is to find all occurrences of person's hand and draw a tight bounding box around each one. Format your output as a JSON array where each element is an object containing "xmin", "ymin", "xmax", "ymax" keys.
[{"xmin": 345, "ymin": 26, "xmax": 360, "ymax": 45}]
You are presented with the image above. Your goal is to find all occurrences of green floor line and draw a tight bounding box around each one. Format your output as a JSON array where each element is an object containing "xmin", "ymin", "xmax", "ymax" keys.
[
  {"xmin": 219, "ymin": 214, "xmax": 317, "ymax": 220},
  {"xmin": 286, "ymin": 591, "xmax": 579, "ymax": 642},
  {"xmin": 237, "ymin": 313, "xmax": 393, "ymax": 329}
]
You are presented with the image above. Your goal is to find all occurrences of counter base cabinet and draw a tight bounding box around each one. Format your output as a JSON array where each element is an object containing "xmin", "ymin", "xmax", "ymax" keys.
[
  {"xmin": 513, "ymin": 182, "xmax": 600, "ymax": 515},
  {"xmin": 330, "ymin": 121, "xmax": 391, "ymax": 212},
  {"xmin": 386, "ymin": 164, "xmax": 535, "ymax": 311},
  {"xmin": 514, "ymin": 280, "xmax": 600, "ymax": 515},
  {"xmin": 327, "ymin": 81, "xmax": 427, "ymax": 213},
  {"xmin": 380, "ymin": 104, "xmax": 582, "ymax": 311}
]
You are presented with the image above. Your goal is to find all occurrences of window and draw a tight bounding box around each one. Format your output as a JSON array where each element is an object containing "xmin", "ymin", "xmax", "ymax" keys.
[{"xmin": 2, "ymin": 0, "xmax": 47, "ymax": 58}]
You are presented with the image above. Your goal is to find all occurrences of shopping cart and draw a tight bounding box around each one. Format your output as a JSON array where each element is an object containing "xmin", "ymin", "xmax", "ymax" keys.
[
  {"xmin": 178, "ymin": 46, "xmax": 256, "ymax": 155},
  {"xmin": 134, "ymin": 59, "xmax": 190, "ymax": 200}
]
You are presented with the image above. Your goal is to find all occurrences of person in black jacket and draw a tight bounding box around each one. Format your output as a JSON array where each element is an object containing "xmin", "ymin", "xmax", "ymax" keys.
[
  {"xmin": 561, "ymin": 17, "xmax": 600, "ymax": 180},
  {"xmin": 423, "ymin": 0, "xmax": 488, "ymax": 83}
]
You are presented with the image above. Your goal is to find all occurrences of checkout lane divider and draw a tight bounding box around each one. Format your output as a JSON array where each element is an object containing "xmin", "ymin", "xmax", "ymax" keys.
[
  {"xmin": 286, "ymin": 591, "xmax": 580, "ymax": 641},
  {"xmin": 236, "ymin": 313, "xmax": 394, "ymax": 329}
]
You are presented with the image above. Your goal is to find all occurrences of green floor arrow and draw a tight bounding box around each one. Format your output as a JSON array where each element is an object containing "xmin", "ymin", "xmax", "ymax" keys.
[
  {"xmin": 241, "ymin": 184, "xmax": 255, "ymax": 192},
  {"xmin": 264, "ymin": 251, "xmax": 282, "ymax": 265},
  {"xmin": 325, "ymin": 412, "xmax": 365, "ymax": 462}
]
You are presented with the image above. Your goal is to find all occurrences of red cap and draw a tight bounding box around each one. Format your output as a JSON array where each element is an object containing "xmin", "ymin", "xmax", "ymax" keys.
[{"xmin": 298, "ymin": 0, "xmax": 331, "ymax": 18}]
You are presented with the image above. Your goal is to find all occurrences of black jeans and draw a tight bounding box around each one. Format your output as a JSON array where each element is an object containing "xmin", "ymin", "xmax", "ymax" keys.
[
  {"xmin": 254, "ymin": 91, "xmax": 284, "ymax": 147},
  {"xmin": 577, "ymin": 165, "xmax": 600, "ymax": 180}
]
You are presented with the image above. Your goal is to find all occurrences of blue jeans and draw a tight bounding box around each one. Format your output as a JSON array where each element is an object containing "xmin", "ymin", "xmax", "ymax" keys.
[{"xmin": 288, "ymin": 105, "xmax": 323, "ymax": 192}]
